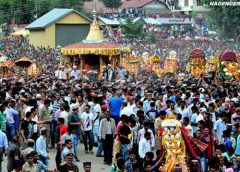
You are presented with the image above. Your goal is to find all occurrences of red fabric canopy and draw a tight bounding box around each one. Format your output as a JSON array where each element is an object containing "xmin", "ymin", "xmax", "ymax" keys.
[
  {"xmin": 220, "ymin": 50, "xmax": 237, "ymax": 62},
  {"xmin": 189, "ymin": 48, "xmax": 205, "ymax": 59}
]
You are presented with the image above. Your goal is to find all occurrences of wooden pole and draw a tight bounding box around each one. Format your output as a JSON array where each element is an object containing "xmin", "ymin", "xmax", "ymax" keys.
[{"xmin": 99, "ymin": 55, "xmax": 103, "ymax": 80}]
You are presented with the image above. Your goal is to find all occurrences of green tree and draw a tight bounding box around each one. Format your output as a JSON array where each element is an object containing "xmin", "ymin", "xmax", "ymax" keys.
[
  {"xmin": 0, "ymin": 0, "xmax": 12, "ymax": 23},
  {"xmin": 204, "ymin": 0, "xmax": 240, "ymax": 42},
  {"xmin": 102, "ymin": 0, "xmax": 122, "ymax": 13},
  {"xmin": 0, "ymin": 0, "xmax": 86, "ymax": 24},
  {"xmin": 120, "ymin": 18, "xmax": 144, "ymax": 39},
  {"xmin": 0, "ymin": 0, "xmax": 35, "ymax": 24},
  {"xmin": 35, "ymin": 0, "xmax": 51, "ymax": 18},
  {"xmin": 50, "ymin": 0, "xmax": 84, "ymax": 12}
]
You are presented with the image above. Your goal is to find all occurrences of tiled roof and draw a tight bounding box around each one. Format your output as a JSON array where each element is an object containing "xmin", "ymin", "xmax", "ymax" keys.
[{"xmin": 84, "ymin": 0, "xmax": 169, "ymax": 13}]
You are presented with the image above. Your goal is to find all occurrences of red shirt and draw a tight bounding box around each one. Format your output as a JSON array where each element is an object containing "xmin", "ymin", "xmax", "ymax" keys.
[
  {"xmin": 116, "ymin": 121, "xmax": 123, "ymax": 142},
  {"xmin": 60, "ymin": 124, "xmax": 67, "ymax": 141}
]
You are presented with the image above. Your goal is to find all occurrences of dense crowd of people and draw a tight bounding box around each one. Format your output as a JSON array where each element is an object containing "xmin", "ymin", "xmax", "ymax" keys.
[
  {"xmin": 0, "ymin": 23, "xmax": 240, "ymax": 172},
  {"xmin": 102, "ymin": 7, "xmax": 191, "ymax": 20}
]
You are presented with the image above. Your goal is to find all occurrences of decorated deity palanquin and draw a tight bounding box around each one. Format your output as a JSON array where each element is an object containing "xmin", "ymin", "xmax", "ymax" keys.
[
  {"xmin": 220, "ymin": 50, "xmax": 240, "ymax": 80},
  {"xmin": 205, "ymin": 57, "xmax": 219, "ymax": 73},
  {"xmin": 123, "ymin": 55, "xmax": 139, "ymax": 76},
  {"xmin": 28, "ymin": 62, "xmax": 42, "ymax": 76},
  {"xmin": 159, "ymin": 115, "xmax": 189, "ymax": 172},
  {"xmin": 149, "ymin": 55, "xmax": 162, "ymax": 77},
  {"xmin": 163, "ymin": 51, "xmax": 178, "ymax": 73},
  {"xmin": 188, "ymin": 48, "xmax": 205, "ymax": 77}
]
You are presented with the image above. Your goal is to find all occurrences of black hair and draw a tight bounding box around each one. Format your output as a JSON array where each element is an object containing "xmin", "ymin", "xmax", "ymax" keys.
[
  {"xmin": 117, "ymin": 158, "xmax": 125, "ymax": 169},
  {"xmin": 177, "ymin": 113, "xmax": 182, "ymax": 121},
  {"xmin": 144, "ymin": 162, "xmax": 152, "ymax": 168},
  {"xmin": 58, "ymin": 117, "xmax": 65, "ymax": 124},
  {"xmin": 30, "ymin": 151, "xmax": 38, "ymax": 156},
  {"xmin": 65, "ymin": 139, "xmax": 72, "ymax": 145},
  {"xmin": 223, "ymin": 130, "xmax": 230, "ymax": 138},
  {"xmin": 216, "ymin": 144, "xmax": 226, "ymax": 152},
  {"xmin": 198, "ymin": 120, "xmax": 205, "ymax": 126},
  {"xmin": 26, "ymin": 111, "xmax": 32, "ymax": 118},
  {"xmin": 116, "ymin": 152, "xmax": 123, "ymax": 159},
  {"xmin": 85, "ymin": 104, "xmax": 91, "ymax": 109},
  {"xmin": 150, "ymin": 102, "xmax": 155, "ymax": 107},
  {"xmin": 183, "ymin": 116, "xmax": 189, "ymax": 123},
  {"xmin": 144, "ymin": 131, "xmax": 151, "ymax": 138},
  {"xmin": 227, "ymin": 147, "xmax": 234, "ymax": 154},
  {"xmin": 31, "ymin": 107, "xmax": 37, "ymax": 113},
  {"xmin": 234, "ymin": 123, "xmax": 239, "ymax": 129}
]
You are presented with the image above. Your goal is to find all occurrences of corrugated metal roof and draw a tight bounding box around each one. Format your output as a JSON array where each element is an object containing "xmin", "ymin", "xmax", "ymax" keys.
[
  {"xmin": 98, "ymin": 17, "xmax": 120, "ymax": 25},
  {"xmin": 26, "ymin": 8, "xmax": 91, "ymax": 30}
]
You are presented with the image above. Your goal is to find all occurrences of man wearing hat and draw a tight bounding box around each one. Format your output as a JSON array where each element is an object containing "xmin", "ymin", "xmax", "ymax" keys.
[
  {"xmin": 60, "ymin": 153, "xmax": 79, "ymax": 172},
  {"xmin": 83, "ymin": 162, "xmax": 91, "ymax": 172},
  {"xmin": 22, "ymin": 152, "xmax": 37, "ymax": 172},
  {"xmin": 21, "ymin": 139, "xmax": 34, "ymax": 161}
]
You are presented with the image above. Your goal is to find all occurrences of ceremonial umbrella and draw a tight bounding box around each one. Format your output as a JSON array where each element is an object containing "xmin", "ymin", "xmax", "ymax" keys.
[{"xmin": 15, "ymin": 56, "xmax": 32, "ymax": 68}]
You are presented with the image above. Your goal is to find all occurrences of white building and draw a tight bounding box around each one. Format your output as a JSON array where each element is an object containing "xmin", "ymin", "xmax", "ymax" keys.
[{"xmin": 174, "ymin": 0, "xmax": 209, "ymax": 13}]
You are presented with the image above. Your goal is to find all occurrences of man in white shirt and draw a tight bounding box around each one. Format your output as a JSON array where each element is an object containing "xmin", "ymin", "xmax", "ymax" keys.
[
  {"xmin": 138, "ymin": 131, "xmax": 151, "ymax": 159},
  {"xmin": 120, "ymin": 102, "xmax": 135, "ymax": 117},
  {"xmin": 214, "ymin": 113, "xmax": 227, "ymax": 144},
  {"xmin": 81, "ymin": 105, "xmax": 94, "ymax": 153},
  {"xmin": 177, "ymin": 101, "xmax": 190, "ymax": 120},
  {"xmin": 70, "ymin": 65, "xmax": 81, "ymax": 80},
  {"xmin": 183, "ymin": 117, "xmax": 193, "ymax": 137},
  {"xmin": 138, "ymin": 121, "xmax": 155, "ymax": 149},
  {"xmin": 55, "ymin": 65, "xmax": 72, "ymax": 80},
  {"xmin": 93, "ymin": 101, "xmax": 101, "ymax": 145},
  {"xmin": 143, "ymin": 93, "xmax": 152, "ymax": 112},
  {"xmin": 196, "ymin": 107, "xmax": 206, "ymax": 123}
]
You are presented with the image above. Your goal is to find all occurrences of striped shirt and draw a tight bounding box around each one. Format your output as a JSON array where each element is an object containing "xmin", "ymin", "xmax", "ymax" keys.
[{"xmin": 51, "ymin": 100, "xmax": 61, "ymax": 121}]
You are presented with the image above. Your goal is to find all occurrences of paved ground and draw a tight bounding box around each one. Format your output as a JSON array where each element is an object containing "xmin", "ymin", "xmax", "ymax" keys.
[{"xmin": 2, "ymin": 143, "xmax": 110, "ymax": 172}]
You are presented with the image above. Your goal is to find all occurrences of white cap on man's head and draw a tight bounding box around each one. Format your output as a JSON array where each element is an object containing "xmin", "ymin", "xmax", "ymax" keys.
[{"xmin": 200, "ymin": 107, "xmax": 207, "ymax": 113}]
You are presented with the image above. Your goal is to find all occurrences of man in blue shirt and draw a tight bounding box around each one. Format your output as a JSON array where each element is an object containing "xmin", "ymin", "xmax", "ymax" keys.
[
  {"xmin": 36, "ymin": 128, "xmax": 49, "ymax": 171},
  {"xmin": 109, "ymin": 91, "xmax": 123, "ymax": 125},
  {"xmin": 0, "ymin": 123, "xmax": 8, "ymax": 172}
]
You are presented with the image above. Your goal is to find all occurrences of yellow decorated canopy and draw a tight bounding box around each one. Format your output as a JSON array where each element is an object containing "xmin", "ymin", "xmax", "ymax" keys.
[
  {"xmin": 15, "ymin": 56, "xmax": 32, "ymax": 68},
  {"xmin": 61, "ymin": 42, "xmax": 129, "ymax": 56},
  {"xmin": 61, "ymin": 18, "xmax": 130, "ymax": 56}
]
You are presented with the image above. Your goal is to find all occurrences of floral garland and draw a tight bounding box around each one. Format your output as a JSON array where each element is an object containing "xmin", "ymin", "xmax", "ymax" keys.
[
  {"xmin": 221, "ymin": 61, "xmax": 240, "ymax": 80},
  {"xmin": 222, "ymin": 61, "xmax": 238, "ymax": 73}
]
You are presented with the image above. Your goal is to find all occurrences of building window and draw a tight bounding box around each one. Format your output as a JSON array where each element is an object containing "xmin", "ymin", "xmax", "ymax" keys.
[{"xmin": 184, "ymin": 0, "xmax": 189, "ymax": 6}]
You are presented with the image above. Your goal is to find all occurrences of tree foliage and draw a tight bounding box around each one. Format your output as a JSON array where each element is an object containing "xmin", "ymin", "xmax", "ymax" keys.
[
  {"xmin": 0, "ymin": 0, "xmax": 86, "ymax": 24},
  {"xmin": 120, "ymin": 18, "xmax": 144, "ymax": 39},
  {"xmin": 204, "ymin": 0, "xmax": 240, "ymax": 42},
  {"xmin": 102, "ymin": 0, "xmax": 122, "ymax": 10}
]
